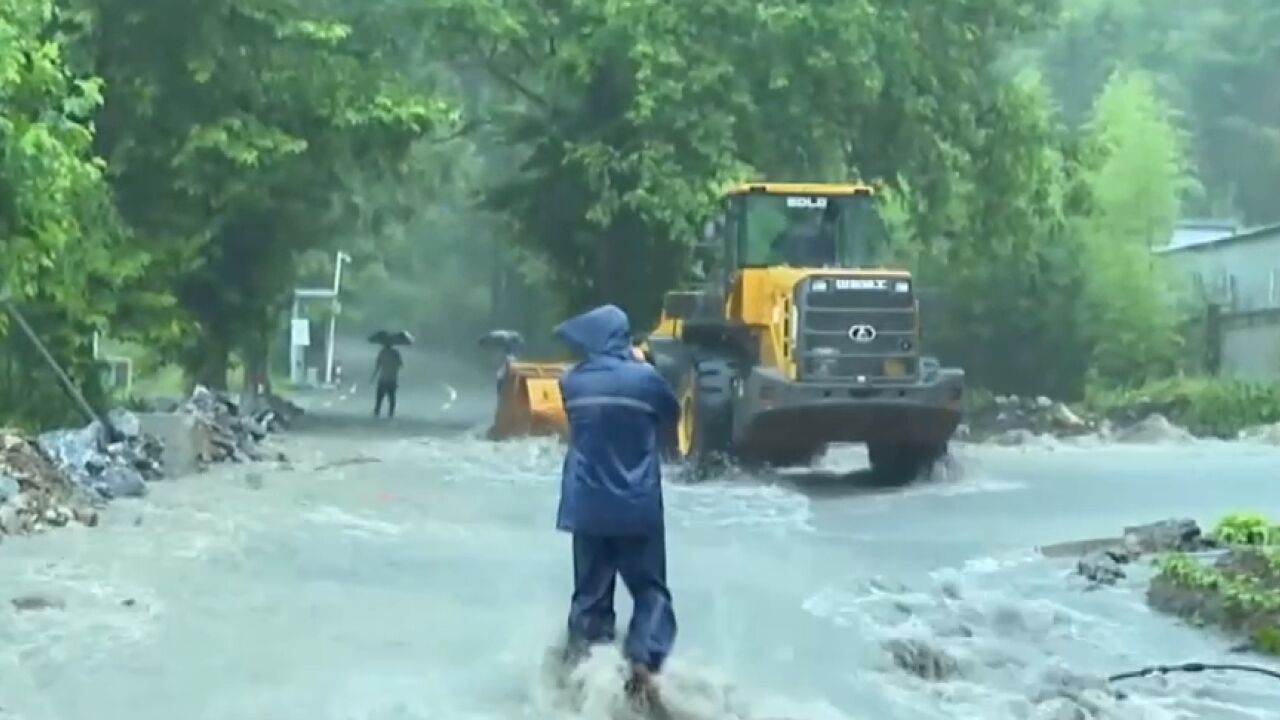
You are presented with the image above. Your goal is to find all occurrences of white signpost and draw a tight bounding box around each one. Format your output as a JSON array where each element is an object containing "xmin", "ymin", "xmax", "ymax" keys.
[{"xmin": 290, "ymin": 250, "xmax": 351, "ymax": 387}]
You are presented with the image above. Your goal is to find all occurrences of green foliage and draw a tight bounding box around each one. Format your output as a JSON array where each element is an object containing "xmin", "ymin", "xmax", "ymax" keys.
[
  {"xmin": 5, "ymin": 0, "xmax": 1273, "ymax": 420},
  {"xmin": 1075, "ymin": 70, "xmax": 1192, "ymax": 388},
  {"xmin": 461, "ymin": 0, "xmax": 757, "ymax": 322},
  {"xmin": 1157, "ymin": 546, "xmax": 1280, "ymax": 655},
  {"xmin": 70, "ymin": 0, "xmax": 454, "ymax": 387},
  {"xmin": 1255, "ymin": 625, "xmax": 1280, "ymax": 655},
  {"xmin": 440, "ymin": 0, "xmax": 1068, "ymax": 333},
  {"xmin": 0, "ymin": 0, "xmax": 149, "ymax": 428},
  {"xmin": 1214, "ymin": 513, "xmax": 1276, "ymax": 547},
  {"xmin": 1034, "ymin": 0, "xmax": 1280, "ymax": 224},
  {"xmin": 889, "ymin": 70, "xmax": 1091, "ymax": 399},
  {"xmin": 1087, "ymin": 376, "xmax": 1280, "ymax": 437},
  {"xmin": 1156, "ymin": 552, "xmax": 1280, "ymax": 615}
]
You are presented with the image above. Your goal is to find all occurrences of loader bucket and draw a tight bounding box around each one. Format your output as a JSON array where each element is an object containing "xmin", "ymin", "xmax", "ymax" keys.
[{"xmin": 488, "ymin": 361, "xmax": 570, "ymax": 440}]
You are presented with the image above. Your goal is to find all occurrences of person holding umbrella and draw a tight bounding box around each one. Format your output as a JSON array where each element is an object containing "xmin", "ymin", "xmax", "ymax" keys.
[{"xmin": 368, "ymin": 330, "xmax": 411, "ymax": 418}]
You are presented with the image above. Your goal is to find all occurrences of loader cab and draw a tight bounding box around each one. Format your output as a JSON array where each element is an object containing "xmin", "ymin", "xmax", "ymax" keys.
[{"xmin": 696, "ymin": 183, "xmax": 890, "ymax": 289}]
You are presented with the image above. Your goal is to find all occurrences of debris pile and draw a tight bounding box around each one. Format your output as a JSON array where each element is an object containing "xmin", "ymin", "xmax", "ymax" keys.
[
  {"xmin": 963, "ymin": 395, "xmax": 1097, "ymax": 444},
  {"xmin": 1112, "ymin": 414, "xmax": 1195, "ymax": 444},
  {"xmin": 0, "ymin": 430, "xmax": 99, "ymax": 538},
  {"xmin": 38, "ymin": 409, "xmax": 163, "ymax": 500},
  {"xmin": 1068, "ymin": 519, "xmax": 1217, "ymax": 588},
  {"xmin": 964, "ymin": 394, "xmax": 1199, "ymax": 445},
  {"xmin": 2, "ymin": 387, "xmax": 300, "ymax": 541},
  {"xmin": 179, "ymin": 386, "xmax": 296, "ymax": 465}
]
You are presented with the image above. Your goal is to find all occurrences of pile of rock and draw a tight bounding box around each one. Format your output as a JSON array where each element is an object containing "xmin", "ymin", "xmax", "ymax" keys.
[
  {"xmin": 963, "ymin": 394, "xmax": 1199, "ymax": 446},
  {"xmin": 37, "ymin": 409, "xmax": 163, "ymax": 500},
  {"xmin": 1, "ymin": 387, "xmax": 302, "ymax": 541},
  {"xmin": 1068, "ymin": 518, "xmax": 1217, "ymax": 588},
  {"xmin": 178, "ymin": 386, "xmax": 298, "ymax": 465},
  {"xmin": 961, "ymin": 395, "xmax": 1096, "ymax": 444},
  {"xmin": 0, "ymin": 430, "xmax": 99, "ymax": 539}
]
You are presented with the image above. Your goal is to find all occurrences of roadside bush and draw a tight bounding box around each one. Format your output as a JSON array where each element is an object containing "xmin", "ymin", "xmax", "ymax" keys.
[
  {"xmin": 1154, "ymin": 524, "xmax": 1280, "ymax": 656},
  {"xmin": 1086, "ymin": 376, "xmax": 1280, "ymax": 438},
  {"xmin": 1214, "ymin": 513, "xmax": 1277, "ymax": 547}
]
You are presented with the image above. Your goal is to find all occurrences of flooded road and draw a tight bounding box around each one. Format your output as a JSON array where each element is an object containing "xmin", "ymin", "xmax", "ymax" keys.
[{"xmin": 2, "ymin": 361, "xmax": 1279, "ymax": 719}]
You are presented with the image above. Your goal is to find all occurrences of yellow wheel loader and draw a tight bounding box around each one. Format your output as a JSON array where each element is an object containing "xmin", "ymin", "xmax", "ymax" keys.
[{"xmin": 488, "ymin": 182, "xmax": 965, "ymax": 483}]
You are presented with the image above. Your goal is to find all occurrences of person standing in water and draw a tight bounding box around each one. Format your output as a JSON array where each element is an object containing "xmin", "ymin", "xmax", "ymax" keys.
[
  {"xmin": 553, "ymin": 304, "xmax": 680, "ymax": 706},
  {"xmin": 371, "ymin": 342, "xmax": 403, "ymax": 418}
]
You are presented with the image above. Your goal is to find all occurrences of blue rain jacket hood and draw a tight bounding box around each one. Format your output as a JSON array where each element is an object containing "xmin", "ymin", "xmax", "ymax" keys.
[
  {"xmin": 555, "ymin": 304, "xmax": 633, "ymax": 360},
  {"xmin": 554, "ymin": 305, "xmax": 680, "ymax": 536}
]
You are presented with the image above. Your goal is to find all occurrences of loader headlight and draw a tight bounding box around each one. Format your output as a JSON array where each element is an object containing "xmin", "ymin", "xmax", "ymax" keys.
[{"xmin": 883, "ymin": 358, "xmax": 909, "ymax": 378}]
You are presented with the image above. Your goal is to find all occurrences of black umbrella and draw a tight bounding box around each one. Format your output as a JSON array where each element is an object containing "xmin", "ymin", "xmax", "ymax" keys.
[
  {"xmin": 478, "ymin": 329, "xmax": 524, "ymax": 353},
  {"xmin": 368, "ymin": 329, "xmax": 415, "ymax": 346}
]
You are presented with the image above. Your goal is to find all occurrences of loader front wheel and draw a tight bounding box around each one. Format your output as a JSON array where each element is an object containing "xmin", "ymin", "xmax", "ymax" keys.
[
  {"xmin": 867, "ymin": 442, "xmax": 947, "ymax": 486},
  {"xmin": 675, "ymin": 357, "xmax": 735, "ymax": 473}
]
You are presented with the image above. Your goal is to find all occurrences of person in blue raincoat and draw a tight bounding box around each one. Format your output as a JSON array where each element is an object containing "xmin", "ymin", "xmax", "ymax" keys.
[{"xmin": 553, "ymin": 304, "xmax": 680, "ymax": 701}]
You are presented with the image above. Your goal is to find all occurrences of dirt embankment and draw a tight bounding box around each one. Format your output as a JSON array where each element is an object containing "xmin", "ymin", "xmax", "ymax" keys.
[{"xmin": 1058, "ymin": 517, "xmax": 1280, "ymax": 656}]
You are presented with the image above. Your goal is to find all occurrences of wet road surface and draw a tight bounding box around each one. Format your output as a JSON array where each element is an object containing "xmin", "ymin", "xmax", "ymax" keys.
[{"xmin": 2, "ymin": 350, "xmax": 1279, "ymax": 719}]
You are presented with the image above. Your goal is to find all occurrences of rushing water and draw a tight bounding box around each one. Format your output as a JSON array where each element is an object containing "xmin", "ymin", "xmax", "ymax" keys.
[{"xmin": 1, "ymin": 433, "xmax": 1278, "ymax": 720}]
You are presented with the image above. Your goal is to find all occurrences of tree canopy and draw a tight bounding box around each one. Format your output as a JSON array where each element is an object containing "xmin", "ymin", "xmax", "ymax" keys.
[{"xmin": 2, "ymin": 0, "xmax": 1272, "ymax": 427}]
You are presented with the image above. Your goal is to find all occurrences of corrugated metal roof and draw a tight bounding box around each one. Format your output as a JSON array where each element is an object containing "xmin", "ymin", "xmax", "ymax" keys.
[
  {"xmin": 1156, "ymin": 221, "xmax": 1280, "ymax": 255},
  {"xmin": 1161, "ymin": 219, "xmax": 1240, "ymax": 251},
  {"xmin": 1157, "ymin": 217, "xmax": 1280, "ymax": 253}
]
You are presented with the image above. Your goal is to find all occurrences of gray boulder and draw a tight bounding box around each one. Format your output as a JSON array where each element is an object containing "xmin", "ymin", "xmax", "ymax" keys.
[{"xmin": 0, "ymin": 472, "xmax": 19, "ymax": 504}]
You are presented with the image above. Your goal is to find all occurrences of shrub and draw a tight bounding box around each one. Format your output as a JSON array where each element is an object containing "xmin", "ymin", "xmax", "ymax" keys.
[{"xmin": 1087, "ymin": 376, "xmax": 1280, "ymax": 437}]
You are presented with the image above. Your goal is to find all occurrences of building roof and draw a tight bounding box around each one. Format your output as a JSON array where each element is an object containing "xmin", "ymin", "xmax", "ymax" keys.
[
  {"xmin": 1156, "ymin": 220, "xmax": 1280, "ymax": 255},
  {"xmin": 1160, "ymin": 219, "xmax": 1240, "ymax": 251}
]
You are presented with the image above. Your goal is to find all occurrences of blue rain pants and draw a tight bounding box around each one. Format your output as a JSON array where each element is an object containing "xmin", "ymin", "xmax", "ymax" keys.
[{"xmin": 567, "ymin": 531, "xmax": 677, "ymax": 671}]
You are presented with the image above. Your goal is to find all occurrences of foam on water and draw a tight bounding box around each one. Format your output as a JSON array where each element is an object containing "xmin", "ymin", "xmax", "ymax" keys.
[
  {"xmin": 3, "ymin": 433, "xmax": 1278, "ymax": 720},
  {"xmin": 800, "ymin": 564, "xmax": 1280, "ymax": 720},
  {"xmin": 531, "ymin": 643, "xmax": 857, "ymax": 720}
]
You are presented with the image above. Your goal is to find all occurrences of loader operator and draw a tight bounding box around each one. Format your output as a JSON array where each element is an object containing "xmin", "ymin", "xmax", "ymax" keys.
[
  {"xmin": 553, "ymin": 304, "xmax": 680, "ymax": 707},
  {"xmin": 770, "ymin": 202, "xmax": 838, "ymax": 267}
]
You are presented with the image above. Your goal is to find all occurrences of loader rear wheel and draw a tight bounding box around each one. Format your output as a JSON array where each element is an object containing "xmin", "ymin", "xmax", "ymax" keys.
[
  {"xmin": 675, "ymin": 357, "xmax": 734, "ymax": 471},
  {"xmin": 867, "ymin": 442, "xmax": 947, "ymax": 486}
]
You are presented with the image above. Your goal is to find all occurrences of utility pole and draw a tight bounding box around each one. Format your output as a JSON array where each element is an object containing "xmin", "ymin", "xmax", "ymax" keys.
[
  {"xmin": 2, "ymin": 296, "xmax": 118, "ymax": 440},
  {"xmin": 290, "ymin": 249, "xmax": 350, "ymax": 388},
  {"xmin": 325, "ymin": 251, "xmax": 351, "ymax": 385}
]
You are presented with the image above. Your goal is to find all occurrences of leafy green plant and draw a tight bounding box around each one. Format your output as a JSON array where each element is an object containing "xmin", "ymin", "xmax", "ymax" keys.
[
  {"xmin": 1157, "ymin": 550, "xmax": 1280, "ymax": 616},
  {"xmin": 1254, "ymin": 625, "xmax": 1280, "ymax": 655},
  {"xmin": 1215, "ymin": 513, "xmax": 1276, "ymax": 547}
]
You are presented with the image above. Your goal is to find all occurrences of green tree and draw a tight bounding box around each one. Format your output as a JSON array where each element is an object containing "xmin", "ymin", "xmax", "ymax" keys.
[
  {"xmin": 0, "ymin": 0, "xmax": 150, "ymax": 427},
  {"xmin": 1077, "ymin": 70, "xmax": 1193, "ymax": 387},
  {"xmin": 431, "ymin": 0, "xmax": 1067, "ymax": 336},
  {"xmin": 1034, "ymin": 0, "xmax": 1280, "ymax": 224},
  {"xmin": 1177, "ymin": 0, "xmax": 1280, "ymax": 224},
  {"xmin": 73, "ymin": 0, "xmax": 453, "ymax": 390},
  {"xmin": 886, "ymin": 70, "xmax": 1093, "ymax": 398}
]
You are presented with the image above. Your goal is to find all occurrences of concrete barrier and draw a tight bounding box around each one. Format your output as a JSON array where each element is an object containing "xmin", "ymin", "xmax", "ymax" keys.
[{"xmin": 136, "ymin": 412, "xmax": 208, "ymax": 478}]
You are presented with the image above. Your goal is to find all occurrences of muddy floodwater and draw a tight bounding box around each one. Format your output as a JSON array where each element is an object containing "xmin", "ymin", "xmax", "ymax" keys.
[{"xmin": 2, "ymin": 420, "xmax": 1279, "ymax": 719}]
